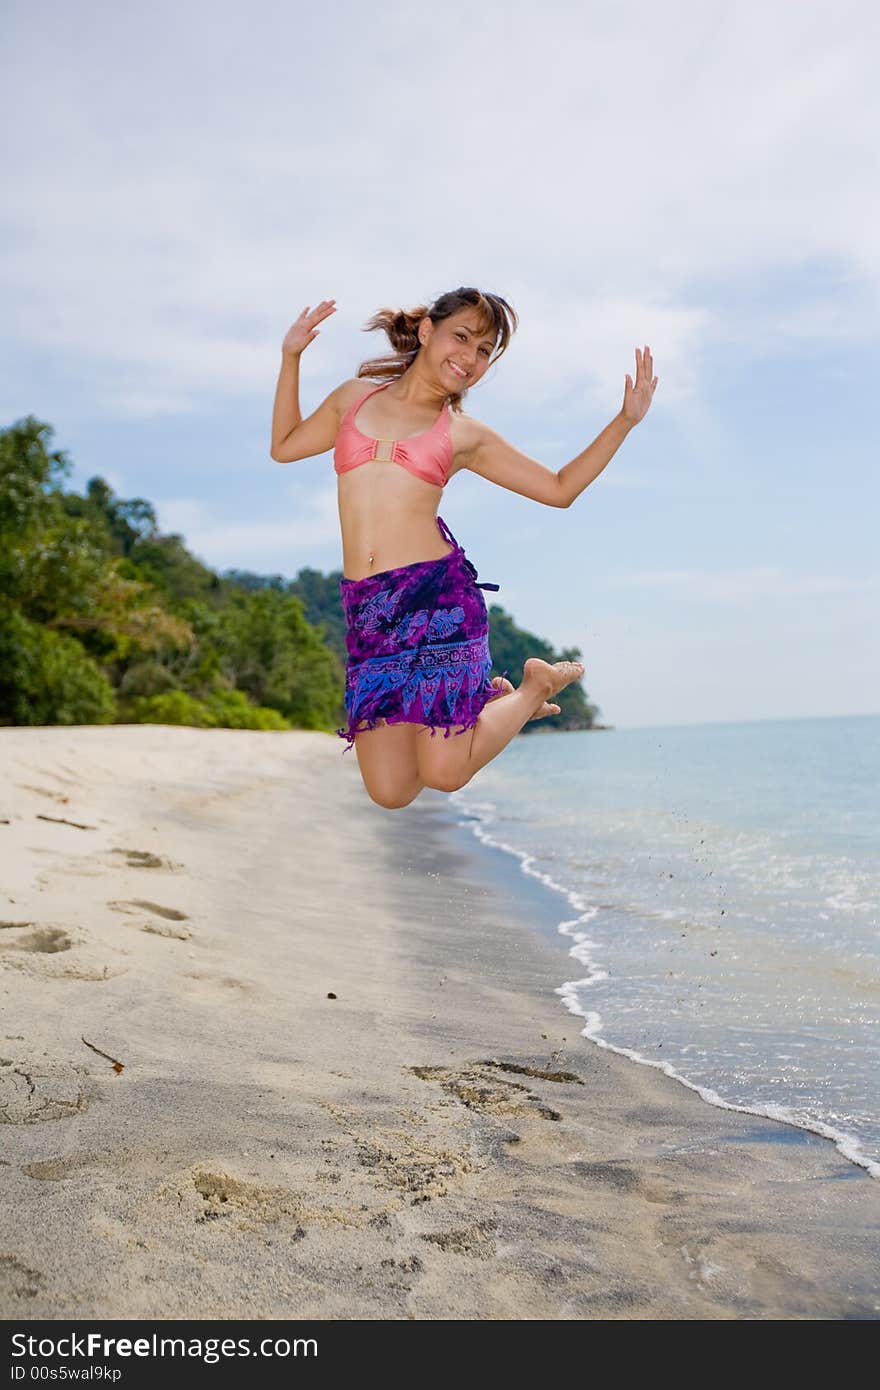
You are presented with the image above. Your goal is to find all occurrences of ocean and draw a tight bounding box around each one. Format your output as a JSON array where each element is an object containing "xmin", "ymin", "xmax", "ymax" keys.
[{"xmin": 449, "ymin": 713, "xmax": 880, "ymax": 1177}]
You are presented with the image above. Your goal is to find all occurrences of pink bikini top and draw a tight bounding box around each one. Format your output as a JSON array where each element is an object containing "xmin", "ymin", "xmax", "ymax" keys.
[{"xmin": 334, "ymin": 380, "xmax": 453, "ymax": 488}]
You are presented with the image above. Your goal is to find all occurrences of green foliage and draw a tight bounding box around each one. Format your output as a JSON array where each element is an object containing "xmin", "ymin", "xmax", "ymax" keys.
[
  {"xmin": 128, "ymin": 688, "xmax": 290, "ymax": 730},
  {"xmin": 117, "ymin": 659, "xmax": 180, "ymax": 700},
  {"xmin": 60, "ymin": 477, "xmax": 160, "ymax": 557},
  {"xmin": 203, "ymin": 688, "xmax": 290, "ymax": 729},
  {"xmin": 0, "ymin": 606, "xmax": 116, "ymax": 726},
  {"xmin": 281, "ymin": 565, "xmax": 349, "ymax": 668},
  {"xmin": 127, "ymin": 690, "xmax": 215, "ymax": 727},
  {"xmin": 210, "ymin": 587, "xmax": 342, "ymax": 729},
  {"xmin": 0, "ymin": 417, "xmax": 71, "ymax": 604},
  {"xmin": 0, "ymin": 415, "xmax": 72, "ymax": 526},
  {"xmin": 127, "ymin": 533, "xmax": 222, "ymax": 603}
]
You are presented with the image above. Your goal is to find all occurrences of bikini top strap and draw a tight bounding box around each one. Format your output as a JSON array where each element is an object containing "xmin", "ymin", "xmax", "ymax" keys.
[{"xmin": 342, "ymin": 379, "xmax": 389, "ymax": 427}]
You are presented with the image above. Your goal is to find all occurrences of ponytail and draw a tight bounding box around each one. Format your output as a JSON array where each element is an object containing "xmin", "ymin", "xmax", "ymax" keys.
[{"xmin": 356, "ymin": 304, "xmax": 427, "ymax": 383}]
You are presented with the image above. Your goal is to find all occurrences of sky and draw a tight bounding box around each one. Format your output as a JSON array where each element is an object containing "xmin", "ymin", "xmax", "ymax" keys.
[{"xmin": 2, "ymin": 0, "xmax": 878, "ymax": 729}]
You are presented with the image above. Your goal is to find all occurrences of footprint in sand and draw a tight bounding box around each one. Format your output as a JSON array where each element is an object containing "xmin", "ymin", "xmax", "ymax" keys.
[
  {"xmin": 0, "ymin": 924, "xmax": 127, "ymax": 981},
  {"xmin": 1, "ymin": 925, "xmax": 72, "ymax": 954},
  {"xmin": 420, "ymin": 1219, "xmax": 498, "ymax": 1259},
  {"xmin": 176, "ymin": 973, "xmax": 254, "ymax": 1004},
  {"xmin": 0, "ymin": 1254, "xmax": 45, "ymax": 1305},
  {"xmin": 150, "ymin": 1163, "xmax": 357, "ymax": 1235},
  {"xmin": 106, "ymin": 900, "xmax": 192, "ymax": 940},
  {"xmin": 109, "ymin": 849, "xmax": 183, "ymax": 871},
  {"xmin": 21, "ymin": 1151, "xmax": 118, "ymax": 1181},
  {"xmin": 352, "ymin": 1129, "xmax": 486, "ymax": 1204},
  {"xmin": 0, "ymin": 1055, "xmax": 92, "ymax": 1124},
  {"xmin": 406, "ymin": 1059, "xmax": 582, "ymax": 1123},
  {"xmin": 571, "ymin": 1159, "xmax": 687, "ymax": 1206}
]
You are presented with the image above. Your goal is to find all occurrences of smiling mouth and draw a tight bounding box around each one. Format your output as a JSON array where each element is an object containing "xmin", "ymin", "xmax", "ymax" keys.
[{"xmin": 448, "ymin": 362, "xmax": 469, "ymax": 380}]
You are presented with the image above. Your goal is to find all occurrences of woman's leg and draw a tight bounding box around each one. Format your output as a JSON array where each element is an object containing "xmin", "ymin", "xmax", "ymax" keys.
[
  {"xmin": 353, "ymin": 720, "xmax": 424, "ymax": 808},
  {"xmin": 416, "ymin": 658, "xmax": 585, "ymax": 793},
  {"xmin": 351, "ymin": 677, "xmax": 521, "ymax": 807}
]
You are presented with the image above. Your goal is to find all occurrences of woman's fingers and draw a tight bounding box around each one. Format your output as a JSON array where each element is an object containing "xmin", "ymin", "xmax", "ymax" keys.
[
  {"xmin": 304, "ymin": 300, "xmax": 337, "ymax": 325},
  {"xmin": 633, "ymin": 345, "xmax": 654, "ymax": 384}
]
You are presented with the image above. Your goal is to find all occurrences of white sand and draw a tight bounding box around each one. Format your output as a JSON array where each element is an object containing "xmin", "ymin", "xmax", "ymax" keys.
[{"xmin": 1, "ymin": 724, "xmax": 878, "ymax": 1319}]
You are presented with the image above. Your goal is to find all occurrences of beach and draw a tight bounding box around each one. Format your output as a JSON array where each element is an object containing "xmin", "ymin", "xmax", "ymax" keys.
[{"xmin": 1, "ymin": 725, "xmax": 878, "ymax": 1320}]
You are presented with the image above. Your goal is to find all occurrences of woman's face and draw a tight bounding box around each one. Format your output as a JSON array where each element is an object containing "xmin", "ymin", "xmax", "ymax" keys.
[{"xmin": 420, "ymin": 310, "xmax": 496, "ymax": 392}]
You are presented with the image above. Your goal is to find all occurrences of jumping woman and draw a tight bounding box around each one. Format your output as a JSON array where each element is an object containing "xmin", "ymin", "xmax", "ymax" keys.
[{"xmin": 270, "ymin": 286, "xmax": 657, "ymax": 809}]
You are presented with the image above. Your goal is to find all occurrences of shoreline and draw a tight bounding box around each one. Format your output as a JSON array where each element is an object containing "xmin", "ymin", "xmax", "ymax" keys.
[
  {"xmin": 443, "ymin": 793, "xmax": 880, "ymax": 1180},
  {"xmin": 1, "ymin": 725, "xmax": 878, "ymax": 1320}
]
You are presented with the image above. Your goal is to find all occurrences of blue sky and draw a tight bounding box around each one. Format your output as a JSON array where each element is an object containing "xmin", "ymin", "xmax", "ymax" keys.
[{"xmin": 2, "ymin": 0, "xmax": 877, "ymax": 728}]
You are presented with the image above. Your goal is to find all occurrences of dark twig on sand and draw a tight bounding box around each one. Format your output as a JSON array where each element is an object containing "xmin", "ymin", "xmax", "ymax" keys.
[
  {"xmin": 81, "ymin": 1037, "xmax": 125, "ymax": 1074},
  {"xmin": 37, "ymin": 814, "xmax": 95, "ymax": 830}
]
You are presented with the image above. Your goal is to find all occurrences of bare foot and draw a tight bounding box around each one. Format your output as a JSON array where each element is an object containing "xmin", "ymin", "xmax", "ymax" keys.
[
  {"xmin": 520, "ymin": 658, "xmax": 585, "ymax": 718},
  {"xmin": 490, "ymin": 675, "xmax": 513, "ymax": 693},
  {"xmin": 491, "ymin": 672, "xmax": 565, "ymax": 721}
]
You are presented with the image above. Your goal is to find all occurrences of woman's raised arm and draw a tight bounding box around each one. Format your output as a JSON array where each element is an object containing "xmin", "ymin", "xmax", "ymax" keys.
[
  {"xmin": 465, "ymin": 345, "xmax": 657, "ymax": 506},
  {"xmin": 270, "ymin": 301, "xmax": 337, "ymax": 461}
]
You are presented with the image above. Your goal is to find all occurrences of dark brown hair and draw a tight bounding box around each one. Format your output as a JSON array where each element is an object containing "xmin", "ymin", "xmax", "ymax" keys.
[{"xmin": 357, "ymin": 286, "xmax": 518, "ymax": 411}]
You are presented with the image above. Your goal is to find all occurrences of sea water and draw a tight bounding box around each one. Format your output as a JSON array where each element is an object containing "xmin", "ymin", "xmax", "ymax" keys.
[{"xmin": 450, "ymin": 714, "xmax": 880, "ymax": 1176}]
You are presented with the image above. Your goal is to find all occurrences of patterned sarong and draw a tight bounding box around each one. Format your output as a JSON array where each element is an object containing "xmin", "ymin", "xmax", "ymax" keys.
[{"xmin": 335, "ymin": 515, "xmax": 507, "ymax": 754}]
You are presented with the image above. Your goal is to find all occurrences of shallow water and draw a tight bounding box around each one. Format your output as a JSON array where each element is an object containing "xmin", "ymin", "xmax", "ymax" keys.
[{"xmin": 450, "ymin": 714, "xmax": 880, "ymax": 1177}]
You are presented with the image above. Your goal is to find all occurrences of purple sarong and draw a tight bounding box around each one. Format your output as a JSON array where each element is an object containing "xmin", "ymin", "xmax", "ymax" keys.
[{"xmin": 335, "ymin": 515, "xmax": 508, "ymax": 754}]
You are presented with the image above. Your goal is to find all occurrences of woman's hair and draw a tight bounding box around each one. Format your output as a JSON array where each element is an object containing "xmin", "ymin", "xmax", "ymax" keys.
[{"xmin": 356, "ymin": 286, "xmax": 518, "ymax": 411}]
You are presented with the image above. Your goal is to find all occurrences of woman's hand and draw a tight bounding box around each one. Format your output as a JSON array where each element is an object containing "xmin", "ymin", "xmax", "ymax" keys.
[
  {"xmin": 621, "ymin": 345, "xmax": 658, "ymax": 426},
  {"xmin": 282, "ymin": 300, "xmax": 337, "ymax": 357}
]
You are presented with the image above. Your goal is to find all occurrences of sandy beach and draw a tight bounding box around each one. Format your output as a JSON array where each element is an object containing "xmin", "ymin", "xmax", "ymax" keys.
[{"xmin": 1, "ymin": 724, "xmax": 878, "ymax": 1321}]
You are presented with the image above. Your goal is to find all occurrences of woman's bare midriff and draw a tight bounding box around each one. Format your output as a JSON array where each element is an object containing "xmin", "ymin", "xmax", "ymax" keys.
[{"xmin": 337, "ymin": 467, "xmax": 458, "ymax": 581}]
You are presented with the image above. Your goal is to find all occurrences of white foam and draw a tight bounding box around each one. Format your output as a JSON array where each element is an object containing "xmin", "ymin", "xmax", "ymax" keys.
[{"xmin": 449, "ymin": 791, "xmax": 880, "ymax": 1181}]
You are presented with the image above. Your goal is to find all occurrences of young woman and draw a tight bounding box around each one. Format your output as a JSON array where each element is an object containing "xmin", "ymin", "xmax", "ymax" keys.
[{"xmin": 271, "ymin": 286, "xmax": 657, "ymax": 809}]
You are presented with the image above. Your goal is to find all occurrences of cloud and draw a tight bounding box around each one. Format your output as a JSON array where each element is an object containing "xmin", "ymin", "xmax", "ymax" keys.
[
  {"xmin": 0, "ymin": 0, "xmax": 876, "ymax": 426},
  {"xmin": 152, "ymin": 483, "xmax": 341, "ymax": 573},
  {"xmin": 606, "ymin": 566, "xmax": 880, "ymax": 602}
]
